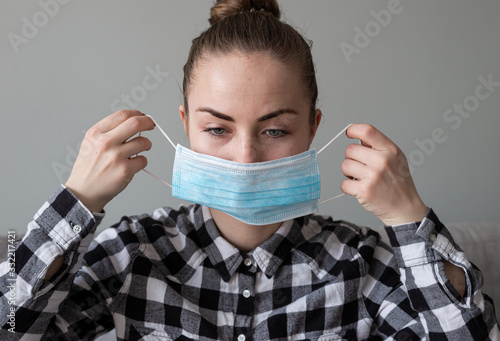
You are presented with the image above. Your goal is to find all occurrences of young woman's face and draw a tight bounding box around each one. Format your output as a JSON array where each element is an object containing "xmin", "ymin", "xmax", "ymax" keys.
[{"xmin": 179, "ymin": 53, "xmax": 321, "ymax": 163}]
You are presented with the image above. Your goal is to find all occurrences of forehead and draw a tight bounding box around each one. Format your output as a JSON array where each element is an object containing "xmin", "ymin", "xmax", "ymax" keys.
[{"xmin": 188, "ymin": 52, "xmax": 308, "ymax": 108}]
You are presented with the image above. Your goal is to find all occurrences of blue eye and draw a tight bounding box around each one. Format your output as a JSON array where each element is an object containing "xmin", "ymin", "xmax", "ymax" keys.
[
  {"xmin": 210, "ymin": 128, "xmax": 225, "ymax": 135},
  {"xmin": 204, "ymin": 127, "xmax": 227, "ymax": 136},
  {"xmin": 266, "ymin": 129, "xmax": 288, "ymax": 138}
]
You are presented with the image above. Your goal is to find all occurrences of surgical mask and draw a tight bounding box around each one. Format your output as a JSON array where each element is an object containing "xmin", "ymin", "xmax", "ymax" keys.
[{"xmin": 142, "ymin": 116, "xmax": 352, "ymax": 225}]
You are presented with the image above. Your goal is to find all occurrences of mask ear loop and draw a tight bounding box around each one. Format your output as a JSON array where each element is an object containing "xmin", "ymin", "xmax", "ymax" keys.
[
  {"xmin": 146, "ymin": 115, "xmax": 176, "ymax": 149},
  {"xmin": 136, "ymin": 115, "xmax": 175, "ymax": 188},
  {"xmin": 141, "ymin": 169, "xmax": 172, "ymax": 188},
  {"xmin": 317, "ymin": 123, "xmax": 352, "ymax": 155},
  {"xmin": 317, "ymin": 123, "xmax": 354, "ymax": 205}
]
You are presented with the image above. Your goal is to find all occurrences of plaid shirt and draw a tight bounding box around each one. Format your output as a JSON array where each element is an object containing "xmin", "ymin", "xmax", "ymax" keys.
[{"xmin": 0, "ymin": 186, "xmax": 498, "ymax": 340}]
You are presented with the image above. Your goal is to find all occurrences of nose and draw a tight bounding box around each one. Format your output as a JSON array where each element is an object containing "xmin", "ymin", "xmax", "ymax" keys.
[{"xmin": 235, "ymin": 134, "xmax": 261, "ymax": 163}]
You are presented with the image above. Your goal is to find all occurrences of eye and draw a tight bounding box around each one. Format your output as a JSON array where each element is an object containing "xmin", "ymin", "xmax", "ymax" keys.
[
  {"xmin": 265, "ymin": 129, "xmax": 288, "ymax": 138},
  {"xmin": 204, "ymin": 127, "xmax": 227, "ymax": 137},
  {"xmin": 210, "ymin": 128, "xmax": 225, "ymax": 135}
]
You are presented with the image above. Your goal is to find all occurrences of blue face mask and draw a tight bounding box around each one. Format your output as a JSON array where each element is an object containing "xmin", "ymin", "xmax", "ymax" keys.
[{"xmin": 142, "ymin": 116, "xmax": 351, "ymax": 225}]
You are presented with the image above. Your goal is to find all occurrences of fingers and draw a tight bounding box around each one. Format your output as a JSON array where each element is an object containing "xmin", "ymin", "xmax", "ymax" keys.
[
  {"xmin": 346, "ymin": 124, "xmax": 394, "ymax": 151},
  {"xmin": 341, "ymin": 158, "xmax": 366, "ymax": 180},
  {"xmin": 93, "ymin": 110, "xmax": 145, "ymax": 133},
  {"xmin": 127, "ymin": 155, "xmax": 149, "ymax": 175},
  {"xmin": 340, "ymin": 178, "xmax": 358, "ymax": 197},
  {"xmin": 120, "ymin": 136, "xmax": 152, "ymax": 158},
  {"xmin": 345, "ymin": 143, "xmax": 389, "ymax": 171},
  {"xmin": 345, "ymin": 144, "xmax": 369, "ymax": 165},
  {"xmin": 107, "ymin": 115, "xmax": 156, "ymax": 145}
]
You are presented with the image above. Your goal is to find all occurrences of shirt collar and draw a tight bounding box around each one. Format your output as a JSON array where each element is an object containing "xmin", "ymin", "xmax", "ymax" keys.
[
  {"xmin": 195, "ymin": 206, "xmax": 243, "ymax": 282},
  {"xmin": 251, "ymin": 219, "xmax": 304, "ymax": 278},
  {"xmin": 196, "ymin": 206, "xmax": 305, "ymax": 281}
]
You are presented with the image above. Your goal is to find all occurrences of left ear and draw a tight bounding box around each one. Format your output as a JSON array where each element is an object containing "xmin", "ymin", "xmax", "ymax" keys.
[
  {"xmin": 179, "ymin": 104, "xmax": 189, "ymax": 138},
  {"xmin": 308, "ymin": 108, "xmax": 322, "ymax": 147}
]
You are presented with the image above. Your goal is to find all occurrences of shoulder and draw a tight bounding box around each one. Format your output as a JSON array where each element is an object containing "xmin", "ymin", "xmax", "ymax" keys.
[
  {"xmin": 82, "ymin": 204, "xmax": 201, "ymax": 273},
  {"xmin": 298, "ymin": 214, "xmax": 384, "ymax": 252},
  {"xmin": 294, "ymin": 214, "xmax": 396, "ymax": 277}
]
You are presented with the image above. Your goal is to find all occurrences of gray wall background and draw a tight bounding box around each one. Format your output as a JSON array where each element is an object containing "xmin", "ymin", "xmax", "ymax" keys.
[{"xmin": 1, "ymin": 0, "xmax": 499, "ymax": 237}]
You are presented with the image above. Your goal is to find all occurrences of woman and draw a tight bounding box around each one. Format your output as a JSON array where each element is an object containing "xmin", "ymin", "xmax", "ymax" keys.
[{"xmin": 1, "ymin": 0, "xmax": 498, "ymax": 340}]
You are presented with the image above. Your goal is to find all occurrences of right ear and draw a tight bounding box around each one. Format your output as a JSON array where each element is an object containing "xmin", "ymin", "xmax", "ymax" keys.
[{"xmin": 179, "ymin": 104, "xmax": 189, "ymax": 137}]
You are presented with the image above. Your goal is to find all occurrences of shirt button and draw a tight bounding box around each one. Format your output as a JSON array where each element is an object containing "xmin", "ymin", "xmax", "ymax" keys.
[
  {"xmin": 242, "ymin": 289, "xmax": 251, "ymax": 298},
  {"xmin": 72, "ymin": 225, "xmax": 82, "ymax": 233},
  {"xmin": 237, "ymin": 334, "xmax": 246, "ymax": 341},
  {"xmin": 430, "ymin": 233, "xmax": 437, "ymax": 242},
  {"xmin": 243, "ymin": 258, "xmax": 252, "ymax": 267}
]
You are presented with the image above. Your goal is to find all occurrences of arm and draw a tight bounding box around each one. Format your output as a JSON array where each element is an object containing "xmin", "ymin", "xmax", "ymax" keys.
[
  {"xmin": 0, "ymin": 186, "xmax": 141, "ymax": 339},
  {"xmin": 383, "ymin": 209, "xmax": 498, "ymax": 339},
  {"xmin": 43, "ymin": 110, "xmax": 154, "ymax": 283},
  {"xmin": 342, "ymin": 124, "xmax": 465, "ymax": 295},
  {"xmin": 357, "ymin": 210, "xmax": 499, "ymax": 339},
  {"xmin": 342, "ymin": 124, "xmax": 499, "ymax": 338},
  {"xmin": 0, "ymin": 186, "xmax": 105, "ymax": 338},
  {"xmin": 0, "ymin": 110, "xmax": 154, "ymax": 338}
]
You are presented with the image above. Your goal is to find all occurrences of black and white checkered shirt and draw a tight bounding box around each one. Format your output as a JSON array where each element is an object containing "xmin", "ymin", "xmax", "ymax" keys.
[{"xmin": 1, "ymin": 186, "xmax": 498, "ymax": 340}]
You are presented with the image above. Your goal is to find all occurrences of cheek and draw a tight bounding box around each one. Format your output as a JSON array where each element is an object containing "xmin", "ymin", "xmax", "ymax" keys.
[
  {"xmin": 196, "ymin": 143, "xmax": 234, "ymax": 160},
  {"xmin": 186, "ymin": 124, "xmax": 201, "ymax": 151},
  {"xmin": 287, "ymin": 130, "xmax": 312, "ymax": 153},
  {"xmin": 263, "ymin": 138, "xmax": 310, "ymax": 160},
  {"xmin": 286, "ymin": 142, "xmax": 309, "ymax": 156},
  {"xmin": 187, "ymin": 128, "xmax": 227, "ymax": 157}
]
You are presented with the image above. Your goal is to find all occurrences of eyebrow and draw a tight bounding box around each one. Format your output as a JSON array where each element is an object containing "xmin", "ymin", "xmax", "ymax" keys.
[{"xmin": 196, "ymin": 107, "xmax": 299, "ymax": 122}]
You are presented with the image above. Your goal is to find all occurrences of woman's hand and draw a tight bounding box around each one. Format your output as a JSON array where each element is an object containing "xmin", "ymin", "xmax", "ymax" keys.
[
  {"xmin": 341, "ymin": 124, "xmax": 428, "ymax": 226},
  {"xmin": 65, "ymin": 110, "xmax": 155, "ymax": 213}
]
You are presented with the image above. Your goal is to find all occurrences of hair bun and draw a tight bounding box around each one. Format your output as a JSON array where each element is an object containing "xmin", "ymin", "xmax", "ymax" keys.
[{"xmin": 209, "ymin": 0, "xmax": 280, "ymax": 25}]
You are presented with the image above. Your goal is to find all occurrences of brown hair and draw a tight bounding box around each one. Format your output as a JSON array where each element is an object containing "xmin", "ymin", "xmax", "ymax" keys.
[{"xmin": 182, "ymin": 0, "xmax": 319, "ymax": 125}]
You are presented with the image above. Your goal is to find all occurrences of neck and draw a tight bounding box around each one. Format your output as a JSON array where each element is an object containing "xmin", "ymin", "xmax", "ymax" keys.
[{"xmin": 209, "ymin": 208, "xmax": 282, "ymax": 252}]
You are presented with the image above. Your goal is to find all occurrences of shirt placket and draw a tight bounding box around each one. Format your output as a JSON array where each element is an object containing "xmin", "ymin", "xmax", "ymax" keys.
[{"xmin": 233, "ymin": 256, "xmax": 256, "ymax": 341}]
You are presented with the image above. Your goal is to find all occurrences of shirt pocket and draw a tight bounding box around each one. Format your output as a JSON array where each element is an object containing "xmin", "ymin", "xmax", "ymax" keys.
[{"xmin": 128, "ymin": 325, "xmax": 173, "ymax": 341}]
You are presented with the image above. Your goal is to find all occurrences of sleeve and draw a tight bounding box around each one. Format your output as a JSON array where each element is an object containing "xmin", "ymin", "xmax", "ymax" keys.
[
  {"xmin": 0, "ymin": 185, "xmax": 119, "ymax": 340},
  {"xmin": 363, "ymin": 207, "xmax": 499, "ymax": 340}
]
